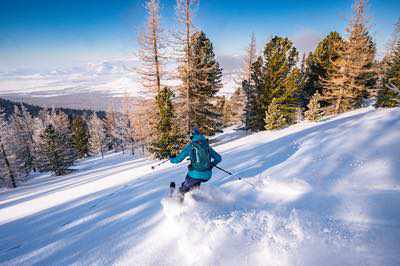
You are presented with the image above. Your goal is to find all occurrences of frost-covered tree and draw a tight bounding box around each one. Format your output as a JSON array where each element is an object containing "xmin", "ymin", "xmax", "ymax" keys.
[
  {"xmin": 0, "ymin": 108, "xmax": 24, "ymax": 188},
  {"xmin": 71, "ymin": 116, "xmax": 89, "ymax": 158},
  {"xmin": 88, "ymin": 113, "xmax": 107, "ymax": 158},
  {"xmin": 35, "ymin": 124, "xmax": 76, "ymax": 176},
  {"xmin": 49, "ymin": 109, "xmax": 77, "ymax": 159},
  {"xmin": 10, "ymin": 104, "xmax": 36, "ymax": 173},
  {"xmin": 105, "ymin": 103, "xmax": 119, "ymax": 151}
]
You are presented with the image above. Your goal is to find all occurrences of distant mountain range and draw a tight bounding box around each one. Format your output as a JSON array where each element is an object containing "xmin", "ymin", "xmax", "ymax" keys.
[
  {"xmin": 0, "ymin": 97, "xmax": 105, "ymax": 120},
  {"xmin": 0, "ymin": 56, "xmax": 241, "ymax": 111}
]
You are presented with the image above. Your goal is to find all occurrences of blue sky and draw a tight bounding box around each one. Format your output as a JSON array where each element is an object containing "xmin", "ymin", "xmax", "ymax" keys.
[{"xmin": 0, "ymin": 0, "xmax": 399, "ymax": 71}]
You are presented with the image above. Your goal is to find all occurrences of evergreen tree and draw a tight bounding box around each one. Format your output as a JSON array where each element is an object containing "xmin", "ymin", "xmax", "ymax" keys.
[
  {"xmin": 376, "ymin": 39, "xmax": 400, "ymax": 107},
  {"xmin": 242, "ymin": 80, "xmax": 255, "ymax": 131},
  {"xmin": 150, "ymin": 87, "xmax": 185, "ymax": 159},
  {"xmin": 244, "ymin": 57, "xmax": 264, "ymax": 131},
  {"xmin": 35, "ymin": 124, "xmax": 76, "ymax": 176},
  {"xmin": 187, "ymin": 31, "xmax": 223, "ymax": 135},
  {"xmin": 265, "ymin": 68, "xmax": 302, "ymax": 129},
  {"xmin": 71, "ymin": 116, "xmax": 89, "ymax": 158},
  {"xmin": 322, "ymin": 0, "xmax": 376, "ymax": 114},
  {"xmin": 302, "ymin": 32, "xmax": 345, "ymax": 107},
  {"xmin": 304, "ymin": 92, "xmax": 323, "ymax": 121},
  {"xmin": 261, "ymin": 36, "xmax": 300, "ymax": 130},
  {"xmin": 265, "ymin": 99, "xmax": 288, "ymax": 130},
  {"xmin": 88, "ymin": 113, "xmax": 107, "ymax": 158}
]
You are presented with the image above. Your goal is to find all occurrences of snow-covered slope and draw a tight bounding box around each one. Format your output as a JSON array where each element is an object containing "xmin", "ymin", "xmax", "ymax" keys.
[{"xmin": 0, "ymin": 107, "xmax": 399, "ymax": 266}]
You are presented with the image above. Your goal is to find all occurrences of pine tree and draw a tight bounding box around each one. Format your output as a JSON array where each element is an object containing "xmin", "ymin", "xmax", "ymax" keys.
[
  {"xmin": 261, "ymin": 36, "xmax": 300, "ymax": 130},
  {"xmin": 303, "ymin": 32, "xmax": 345, "ymax": 107},
  {"xmin": 304, "ymin": 92, "xmax": 323, "ymax": 121},
  {"xmin": 187, "ymin": 31, "xmax": 223, "ymax": 136},
  {"xmin": 243, "ymin": 57, "xmax": 264, "ymax": 131},
  {"xmin": 88, "ymin": 113, "xmax": 107, "ymax": 158},
  {"xmin": 149, "ymin": 87, "xmax": 185, "ymax": 159},
  {"xmin": 35, "ymin": 124, "xmax": 76, "ymax": 176},
  {"xmin": 265, "ymin": 99, "xmax": 287, "ymax": 130},
  {"xmin": 322, "ymin": 0, "xmax": 376, "ymax": 114},
  {"xmin": 265, "ymin": 68, "xmax": 302, "ymax": 130},
  {"xmin": 376, "ymin": 24, "xmax": 400, "ymax": 107},
  {"xmin": 71, "ymin": 116, "xmax": 89, "ymax": 159}
]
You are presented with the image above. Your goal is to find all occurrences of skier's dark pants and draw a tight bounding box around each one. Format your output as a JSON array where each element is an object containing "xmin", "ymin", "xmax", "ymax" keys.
[{"xmin": 179, "ymin": 175, "xmax": 207, "ymax": 194}]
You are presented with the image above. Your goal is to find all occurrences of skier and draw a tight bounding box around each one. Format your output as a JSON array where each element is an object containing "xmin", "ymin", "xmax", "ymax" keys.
[{"xmin": 170, "ymin": 128, "xmax": 222, "ymax": 197}]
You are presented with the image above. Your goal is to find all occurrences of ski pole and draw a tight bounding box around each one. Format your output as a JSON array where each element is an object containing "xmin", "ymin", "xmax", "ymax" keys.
[
  {"xmin": 151, "ymin": 159, "xmax": 169, "ymax": 170},
  {"xmin": 215, "ymin": 165, "xmax": 257, "ymax": 189},
  {"xmin": 214, "ymin": 165, "xmax": 233, "ymax": 175}
]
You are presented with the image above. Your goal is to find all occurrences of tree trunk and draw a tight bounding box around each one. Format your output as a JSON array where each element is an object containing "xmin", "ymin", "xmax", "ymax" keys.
[
  {"xmin": 186, "ymin": 0, "xmax": 191, "ymax": 136},
  {"xmin": 152, "ymin": 6, "xmax": 161, "ymax": 93}
]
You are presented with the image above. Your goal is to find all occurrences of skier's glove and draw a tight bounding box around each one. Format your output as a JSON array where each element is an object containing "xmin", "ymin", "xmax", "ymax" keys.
[{"xmin": 210, "ymin": 162, "xmax": 216, "ymax": 169}]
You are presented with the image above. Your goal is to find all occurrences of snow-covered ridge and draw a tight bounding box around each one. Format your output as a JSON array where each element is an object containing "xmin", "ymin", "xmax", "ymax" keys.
[
  {"xmin": 0, "ymin": 107, "xmax": 399, "ymax": 265},
  {"xmin": 0, "ymin": 57, "xmax": 240, "ymax": 100}
]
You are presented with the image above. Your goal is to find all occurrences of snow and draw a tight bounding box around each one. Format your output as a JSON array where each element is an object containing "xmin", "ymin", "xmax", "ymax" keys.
[
  {"xmin": 1, "ymin": 107, "xmax": 400, "ymax": 265},
  {"xmin": 0, "ymin": 59, "xmax": 239, "ymax": 100}
]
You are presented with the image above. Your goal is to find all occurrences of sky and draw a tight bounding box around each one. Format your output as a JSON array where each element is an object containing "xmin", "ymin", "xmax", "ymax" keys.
[{"xmin": 0, "ymin": 0, "xmax": 399, "ymax": 71}]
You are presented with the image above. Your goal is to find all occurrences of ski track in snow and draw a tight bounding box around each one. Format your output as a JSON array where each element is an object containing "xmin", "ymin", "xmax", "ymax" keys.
[{"xmin": 0, "ymin": 107, "xmax": 400, "ymax": 266}]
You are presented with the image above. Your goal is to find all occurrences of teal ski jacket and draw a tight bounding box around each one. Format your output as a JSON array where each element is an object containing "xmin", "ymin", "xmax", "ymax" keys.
[{"xmin": 170, "ymin": 134, "xmax": 222, "ymax": 180}]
